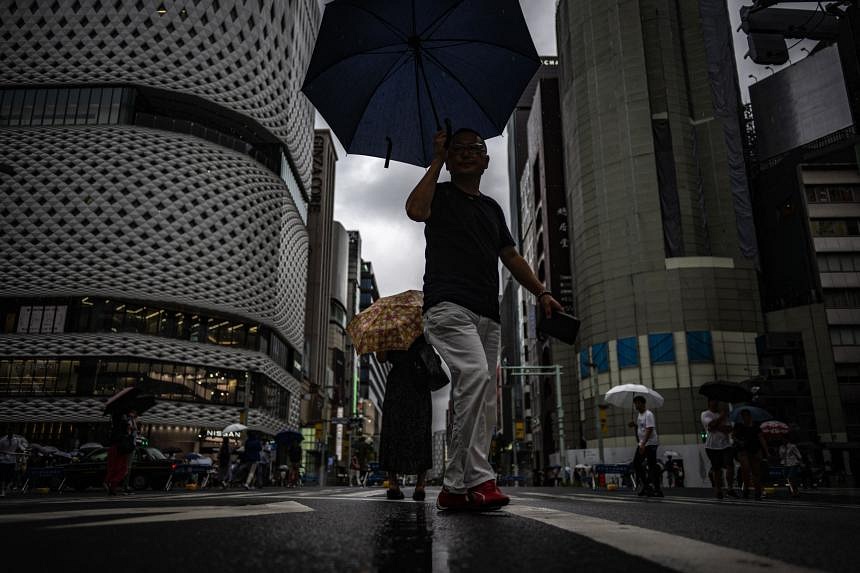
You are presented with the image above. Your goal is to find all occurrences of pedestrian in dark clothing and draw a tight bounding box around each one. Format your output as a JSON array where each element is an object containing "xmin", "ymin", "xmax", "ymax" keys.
[
  {"xmin": 406, "ymin": 128, "xmax": 562, "ymax": 512},
  {"xmin": 733, "ymin": 409, "xmax": 769, "ymax": 500},
  {"xmin": 218, "ymin": 436, "xmax": 232, "ymax": 488},
  {"xmin": 378, "ymin": 335, "xmax": 434, "ymax": 501},
  {"xmin": 105, "ymin": 410, "xmax": 135, "ymax": 495},
  {"xmin": 242, "ymin": 432, "xmax": 262, "ymax": 490},
  {"xmin": 288, "ymin": 442, "xmax": 302, "ymax": 487}
]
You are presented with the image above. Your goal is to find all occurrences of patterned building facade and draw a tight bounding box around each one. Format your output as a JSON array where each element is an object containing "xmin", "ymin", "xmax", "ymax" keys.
[{"xmin": 0, "ymin": 0, "xmax": 319, "ymax": 449}]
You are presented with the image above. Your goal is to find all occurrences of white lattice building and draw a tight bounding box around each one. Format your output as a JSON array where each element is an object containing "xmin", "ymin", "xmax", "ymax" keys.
[{"xmin": 0, "ymin": 0, "xmax": 320, "ymax": 447}]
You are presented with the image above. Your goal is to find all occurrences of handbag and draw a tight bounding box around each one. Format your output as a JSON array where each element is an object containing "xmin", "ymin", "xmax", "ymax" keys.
[{"xmin": 415, "ymin": 338, "xmax": 450, "ymax": 391}]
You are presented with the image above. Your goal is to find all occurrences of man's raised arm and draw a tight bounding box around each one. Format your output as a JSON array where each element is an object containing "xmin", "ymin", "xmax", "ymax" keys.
[{"xmin": 405, "ymin": 130, "xmax": 447, "ymax": 222}]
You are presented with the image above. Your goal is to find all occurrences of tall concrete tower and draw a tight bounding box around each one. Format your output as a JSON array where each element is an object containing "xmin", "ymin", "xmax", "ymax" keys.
[{"xmin": 557, "ymin": 0, "xmax": 763, "ymax": 458}]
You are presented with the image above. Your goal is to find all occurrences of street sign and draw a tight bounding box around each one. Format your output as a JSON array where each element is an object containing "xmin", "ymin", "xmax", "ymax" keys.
[
  {"xmin": 515, "ymin": 420, "xmax": 525, "ymax": 440},
  {"xmin": 331, "ymin": 417, "xmax": 349, "ymax": 425}
]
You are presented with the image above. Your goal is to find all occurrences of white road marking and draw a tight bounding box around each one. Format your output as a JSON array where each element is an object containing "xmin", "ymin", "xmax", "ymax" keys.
[
  {"xmin": 0, "ymin": 500, "xmax": 313, "ymax": 528},
  {"xmin": 338, "ymin": 489, "xmax": 388, "ymax": 498},
  {"xmin": 504, "ymin": 504, "xmax": 823, "ymax": 573}
]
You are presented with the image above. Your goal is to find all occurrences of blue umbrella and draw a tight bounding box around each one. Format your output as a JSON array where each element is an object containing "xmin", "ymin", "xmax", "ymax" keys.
[
  {"xmin": 302, "ymin": 0, "xmax": 540, "ymax": 168},
  {"xmin": 729, "ymin": 404, "xmax": 773, "ymax": 424}
]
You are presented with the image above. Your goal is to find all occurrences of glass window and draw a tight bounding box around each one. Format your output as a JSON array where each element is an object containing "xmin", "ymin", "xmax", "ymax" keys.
[
  {"xmin": 109, "ymin": 87, "xmax": 123, "ymax": 123},
  {"xmin": 0, "ymin": 91, "xmax": 12, "ymax": 125},
  {"xmin": 41, "ymin": 88, "xmax": 58, "ymax": 126},
  {"xmin": 189, "ymin": 315, "xmax": 201, "ymax": 342},
  {"xmin": 96, "ymin": 88, "xmax": 112, "ymax": 124},
  {"xmin": 20, "ymin": 89, "xmax": 36, "ymax": 125},
  {"xmin": 144, "ymin": 309, "xmax": 162, "ymax": 335},
  {"xmin": 9, "ymin": 90, "xmax": 25, "ymax": 126},
  {"xmin": 617, "ymin": 337, "xmax": 639, "ymax": 368},
  {"xmin": 592, "ymin": 343, "xmax": 609, "ymax": 373},
  {"xmin": 686, "ymin": 331, "xmax": 714, "ymax": 363},
  {"xmin": 76, "ymin": 87, "xmax": 92, "ymax": 125},
  {"xmin": 648, "ymin": 333, "xmax": 676, "ymax": 364},
  {"xmin": 65, "ymin": 88, "xmax": 80, "ymax": 124},
  {"xmin": 579, "ymin": 349, "xmax": 590, "ymax": 379},
  {"xmin": 31, "ymin": 88, "xmax": 47, "ymax": 126},
  {"xmin": 55, "ymin": 89, "xmax": 71, "ymax": 124}
]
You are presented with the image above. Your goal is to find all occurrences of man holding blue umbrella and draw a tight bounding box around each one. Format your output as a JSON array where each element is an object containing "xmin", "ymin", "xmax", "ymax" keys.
[{"xmin": 407, "ymin": 129, "xmax": 563, "ymax": 511}]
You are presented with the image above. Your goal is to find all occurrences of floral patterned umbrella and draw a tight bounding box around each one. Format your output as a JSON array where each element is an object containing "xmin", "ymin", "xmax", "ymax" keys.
[
  {"xmin": 760, "ymin": 421, "xmax": 790, "ymax": 436},
  {"xmin": 346, "ymin": 290, "xmax": 424, "ymax": 355}
]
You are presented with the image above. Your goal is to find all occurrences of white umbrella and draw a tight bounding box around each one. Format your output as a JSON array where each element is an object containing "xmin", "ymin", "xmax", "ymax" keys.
[
  {"xmin": 604, "ymin": 384, "xmax": 664, "ymax": 408},
  {"xmin": 223, "ymin": 423, "xmax": 248, "ymax": 434},
  {"xmin": 663, "ymin": 450, "xmax": 682, "ymax": 459},
  {"xmin": 79, "ymin": 442, "xmax": 103, "ymax": 450}
]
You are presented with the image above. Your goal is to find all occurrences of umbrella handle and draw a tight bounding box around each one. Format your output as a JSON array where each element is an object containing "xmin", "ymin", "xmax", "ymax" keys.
[
  {"xmin": 444, "ymin": 118, "xmax": 452, "ymax": 149},
  {"xmin": 384, "ymin": 136, "xmax": 392, "ymax": 168}
]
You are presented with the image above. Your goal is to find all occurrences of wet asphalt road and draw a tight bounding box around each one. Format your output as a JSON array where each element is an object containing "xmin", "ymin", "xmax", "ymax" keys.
[{"xmin": 1, "ymin": 486, "xmax": 857, "ymax": 573}]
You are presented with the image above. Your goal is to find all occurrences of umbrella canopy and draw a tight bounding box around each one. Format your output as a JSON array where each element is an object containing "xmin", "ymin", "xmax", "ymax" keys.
[
  {"xmin": 604, "ymin": 384, "xmax": 665, "ymax": 409},
  {"xmin": 78, "ymin": 442, "xmax": 103, "ymax": 450},
  {"xmin": 103, "ymin": 387, "xmax": 156, "ymax": 415},
  {"xmin": 302, "ymin": 0, "xmax": 541, "ymax": 167},
  {"xmin": 760, "ymin": 421, "xmax": 791, "ymax": 436},
  {"xmin": 698, "ymin": 380, "xmax": 753, "ymax": 404},
  {"xmin": 346, "ymin": 290, "xmax": 424, "ymax": 355},
  {"xmin": 104, "ymin": 386, "xmax": 139, "ymax": 415},
  {"xmin": 160, "ymin": 446, "xmax": 183, "ymax": 455},
  {"xmin": 223, "ymin": 423, "xmax": 248, "ymax": 434},
  {"xmin": 9, "ymin": 435, "xmax": 29, "ymax": 450},
  {"xmin": 729, "ymin": 404, "xmax": 774, "ymax": 424},
  {"xmin": 275, "ymin": 430, "xmax": 304, "ymax": 445},
  {"xmin": 663, "ymin": 450, "xmax": 682, "ymax": 459}
]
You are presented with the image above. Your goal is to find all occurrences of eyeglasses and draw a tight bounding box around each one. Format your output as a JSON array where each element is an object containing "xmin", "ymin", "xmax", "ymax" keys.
[{"xmin": 450, "ymin": 143, "xmax": 486, "ymax": 156}]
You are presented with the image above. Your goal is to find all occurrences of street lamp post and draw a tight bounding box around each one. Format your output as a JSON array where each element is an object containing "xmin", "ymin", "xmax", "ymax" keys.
[{"xmin": 501, "ymin": 365, "xmax": 566, "ymax": 475}]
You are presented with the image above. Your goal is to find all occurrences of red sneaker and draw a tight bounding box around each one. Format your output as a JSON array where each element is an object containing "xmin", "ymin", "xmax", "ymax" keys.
[
  {"xmin": 436, "ymin": 487, "xmax": 470, "ymax": 511},
  {"xmin": 468, "ymin": 480, "xmax": 510, "ymax": 509}
]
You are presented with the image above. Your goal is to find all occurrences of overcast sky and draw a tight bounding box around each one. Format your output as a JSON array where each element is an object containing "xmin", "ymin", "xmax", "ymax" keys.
[{"xmin": 315, "ymin": 0, "xmax": 813, "ymax": 298}]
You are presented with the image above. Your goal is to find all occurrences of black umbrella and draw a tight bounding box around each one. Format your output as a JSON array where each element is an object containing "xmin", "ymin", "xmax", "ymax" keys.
[
  {"xmin": 302, "ymin": 0, "xmax": 540, "ymax": 168},
  {"xmin": 103, "ymin": 387, "xmax": 157, "ymax": 415},
  {"xmin": 698, "ymin": 380, "xmax": 753, "ymax": 404},
  {"xmin": 275, "ymin": 429, "xmax": 304, "ymax": 444}
]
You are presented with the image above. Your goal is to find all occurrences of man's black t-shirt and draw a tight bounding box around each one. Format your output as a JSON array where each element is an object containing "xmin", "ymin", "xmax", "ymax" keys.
[{"xmin": 422, "ymin": 182, "xmax": 516, "ymax": 322}]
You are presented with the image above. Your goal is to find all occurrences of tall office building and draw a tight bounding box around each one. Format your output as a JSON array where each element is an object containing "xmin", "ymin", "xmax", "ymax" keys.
[
  {"xmin": 0, "ymin": 0, "xmax": 319, "ymax": 450},
  {"xmin": 745, "ymin": 20, "xmax": 860, "ymax": 472},
  {"xmin": 304, "ymin": 129, "xmax": 338, "ymax": 427},
  {"xmin": 518, "ymin": 71, "xmax": 580, "ymax": 471},
  {"xmin": 501, "ymin": 59, "xmax": 563, "ymax": 479},
  {"xmin": 557, "ymin": 0, "xmax": 764, "ymax": 456}
]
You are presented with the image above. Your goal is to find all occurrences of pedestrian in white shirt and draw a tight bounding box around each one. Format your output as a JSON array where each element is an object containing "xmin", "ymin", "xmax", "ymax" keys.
[
  {"xmin": 630, "ymin": 396, "xmax": 663, "ymax": 497},
  {"xmin": 780, "ymin": 438, "xmax": 803, "ymax": 497},
  {"xmin": 701, "ymin": 399, "xmax": 737, "ymax": 499}
]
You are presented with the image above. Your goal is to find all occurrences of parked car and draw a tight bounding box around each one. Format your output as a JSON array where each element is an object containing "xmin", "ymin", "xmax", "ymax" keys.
[{"xmin": 64, "ymin": 446, "xmax": 176, "ymax": 492}]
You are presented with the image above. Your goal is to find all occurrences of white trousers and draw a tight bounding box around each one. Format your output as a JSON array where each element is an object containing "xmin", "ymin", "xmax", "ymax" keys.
[{"xmin": 424, "ymin": 302, "xmax": 501, "ymax": 493}]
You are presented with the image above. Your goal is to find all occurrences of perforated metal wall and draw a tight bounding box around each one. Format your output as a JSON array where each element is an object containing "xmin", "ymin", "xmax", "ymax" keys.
[
  {"xmin": 0, "ymin": 0, "xmax": 319, "ymax": 190},
  {"xmin": 0, "ymin": 125, "xmax": 307, "ymax": 350}
]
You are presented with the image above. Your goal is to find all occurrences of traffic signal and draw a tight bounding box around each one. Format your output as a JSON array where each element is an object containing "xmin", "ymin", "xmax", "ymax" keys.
[{"xmin": 700, "ymin": 431, "xmax": 708, "ymax": 443}]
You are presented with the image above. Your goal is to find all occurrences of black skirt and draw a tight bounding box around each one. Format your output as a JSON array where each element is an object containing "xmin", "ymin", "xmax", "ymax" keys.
[{"xmin": 378, "ymin": 348, "xmax": 433, "ymax": 474}]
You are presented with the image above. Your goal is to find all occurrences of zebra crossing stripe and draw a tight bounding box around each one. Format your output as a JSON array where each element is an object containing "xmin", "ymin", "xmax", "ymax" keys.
[{"xmin": 504, "ymin": 504, "xmax": 823, "ymax": 573}]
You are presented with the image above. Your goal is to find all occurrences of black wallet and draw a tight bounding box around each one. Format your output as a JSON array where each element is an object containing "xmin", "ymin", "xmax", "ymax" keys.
[{"xmin": 536, "ymin": 309, "xmax": 581, "ymax": 345}]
